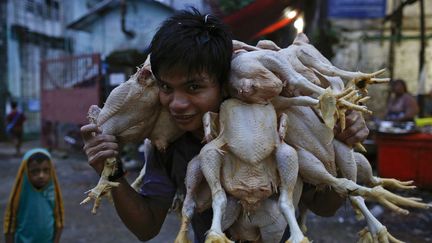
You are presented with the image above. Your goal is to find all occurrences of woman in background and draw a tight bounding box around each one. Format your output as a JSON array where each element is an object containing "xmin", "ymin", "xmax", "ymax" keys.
[{"xmin": 385, "ymin": 79, "xmax": 419, "ymax": 122}]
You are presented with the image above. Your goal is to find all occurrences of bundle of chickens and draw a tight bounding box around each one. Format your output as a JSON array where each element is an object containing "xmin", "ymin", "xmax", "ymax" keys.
[{"xmin": 81, "ymin": 33, "xmax": 431, "ymax": 243}]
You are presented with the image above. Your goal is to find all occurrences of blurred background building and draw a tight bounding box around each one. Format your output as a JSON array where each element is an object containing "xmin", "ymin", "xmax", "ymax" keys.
[{"xmin": 0, "ymin": 0, "xmax": 431, "ymax": 149}]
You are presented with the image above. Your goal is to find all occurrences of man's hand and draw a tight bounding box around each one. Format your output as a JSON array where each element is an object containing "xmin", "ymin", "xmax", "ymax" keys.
[
  {"xmin": 334, "ymin": 110, "xmax": 369, "ymax": 146},
  {"xmin": 80, "ymin": 124, "xmax": 119, "ymax": 174}
]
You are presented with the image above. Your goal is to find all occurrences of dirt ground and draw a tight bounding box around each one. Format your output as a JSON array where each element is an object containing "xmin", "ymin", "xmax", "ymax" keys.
[{"xmin": 1, "ymin": 140, "xmax": 431, "ymax": 243}]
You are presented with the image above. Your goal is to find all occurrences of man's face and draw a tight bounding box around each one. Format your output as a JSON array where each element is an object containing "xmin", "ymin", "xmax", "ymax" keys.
[
  {"xmin": 27, "ymin": 160, "xmax": 51, "ymax": 189},
  {"xmin": 157, "ymin": 69, "xmax": 222, "ymax": 136}
]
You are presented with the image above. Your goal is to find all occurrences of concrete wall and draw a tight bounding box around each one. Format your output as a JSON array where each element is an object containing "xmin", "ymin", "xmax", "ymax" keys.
[
  {"xmin": 6, "ymin": 1, "xmax": 68, "ymax": 135},
  {"xmin": 64, "ymin": 0, "xmax": 210, "ymax": 56},
  {"xmin": 82, "ymin": 2, "xmax": 173, "ymax": 57},
  {"xmin": 329, "ymin": 0, "xmax": 432, "ymax": 117}
]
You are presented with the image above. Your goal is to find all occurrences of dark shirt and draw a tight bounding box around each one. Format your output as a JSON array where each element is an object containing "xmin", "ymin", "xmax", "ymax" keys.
[
  {"xmin": 139, "ymin": 132, "xmax": 212, "ymax": 243},
  {"xmin": 139, "ymin": 132, "xmax": 290, "ymax": 243}
]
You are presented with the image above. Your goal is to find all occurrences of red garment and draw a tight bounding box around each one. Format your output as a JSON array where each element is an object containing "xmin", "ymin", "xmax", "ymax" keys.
[{"xmin": 6, "ymin": 110, "xmax": 26, "ymax": 134}]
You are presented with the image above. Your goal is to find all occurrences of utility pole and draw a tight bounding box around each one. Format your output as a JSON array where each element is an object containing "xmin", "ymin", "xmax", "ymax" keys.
[
  {"xmin": 418, "ymin": 0, "xmax": 426, "ymax": 117},
  {"xmin": 0, "ymin": 0, "xmax": 8, "ymax": 141}
]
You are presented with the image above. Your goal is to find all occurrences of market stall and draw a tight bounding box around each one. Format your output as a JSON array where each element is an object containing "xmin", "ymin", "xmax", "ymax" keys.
[{"xmin": 376, "ymin": 131, "xmax": 432, "ymax": 189}]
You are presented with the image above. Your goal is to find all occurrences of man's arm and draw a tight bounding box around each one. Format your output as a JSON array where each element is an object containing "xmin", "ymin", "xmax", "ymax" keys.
[
  {"xmin": 111, "ymin": 177, "xmax": 171, "ymax": 241},
  {"xmin": 80, "ymin": 124, "xmax": 171, "ymax": 241}
]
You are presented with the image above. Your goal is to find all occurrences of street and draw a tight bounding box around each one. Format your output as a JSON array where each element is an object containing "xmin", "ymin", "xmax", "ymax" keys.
[
  {"xmin": 0, "ymin": 140, "xmax": 179, "ymax": 243},
  {"xmin": 1, "ymin": 140, "xmax": 431, "ymax": 243}
]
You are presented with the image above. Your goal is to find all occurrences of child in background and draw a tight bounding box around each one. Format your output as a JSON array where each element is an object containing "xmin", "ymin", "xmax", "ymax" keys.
[
  {"xmin": 3, "ymin": 148, "xmax": 64, "ymax": 243},
  {"xmin": 6, "ymin": 101, "xmax": 26, "ymax": 156}
]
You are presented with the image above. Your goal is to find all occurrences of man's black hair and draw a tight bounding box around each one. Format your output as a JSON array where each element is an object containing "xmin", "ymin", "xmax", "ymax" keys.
[
  {"xmin": 27, "ymin": 152, "xmax": 51, "ymax": 165},
  {"xmin": 150, "ymin": 8, "xmax": 233, "ymax": 84}
]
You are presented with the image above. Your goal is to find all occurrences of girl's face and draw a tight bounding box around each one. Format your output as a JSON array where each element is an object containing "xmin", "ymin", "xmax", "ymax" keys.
[
  {"xmin": 27, "ymin": 160, "xmax": 51, "ymax": 189},
  {"xmin": 157, "ymin": 69, "xmax": 222, "ymax": 138}
]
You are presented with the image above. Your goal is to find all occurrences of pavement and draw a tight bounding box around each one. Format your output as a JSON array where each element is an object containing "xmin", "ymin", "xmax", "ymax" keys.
[{"xmin": 1, "ymin": 139, "xmax": 431, "ymax": 243}]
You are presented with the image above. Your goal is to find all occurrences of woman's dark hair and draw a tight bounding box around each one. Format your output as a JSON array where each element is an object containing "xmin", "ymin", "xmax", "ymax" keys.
[
  {"xmin": 150, "ymin": 8, "xmax": 233, "ymax": 84},
  {"xmin": 27, "ymin": 152, "xmax": 51, "ymax": 165},
  {"xmin": 391, "ymin": 79, "xmax": 408, "ymax": 93}
]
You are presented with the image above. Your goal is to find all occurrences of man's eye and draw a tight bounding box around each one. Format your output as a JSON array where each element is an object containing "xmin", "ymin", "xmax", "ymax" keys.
[
  {"xmin": 158, "ymin": 83, "xmax": 171, "ymax": 92},
  {"xmin": 188, "ymin": 84, "xmax": 200, "ymax": 91}
]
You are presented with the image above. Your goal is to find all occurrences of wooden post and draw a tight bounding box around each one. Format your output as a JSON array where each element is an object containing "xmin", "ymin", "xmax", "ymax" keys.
[{"xmin": 418, "ymin": 0, "xmax": 426, "ymax": 117}]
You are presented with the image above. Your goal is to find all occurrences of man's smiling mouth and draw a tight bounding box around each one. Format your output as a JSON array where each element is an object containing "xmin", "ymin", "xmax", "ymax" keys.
[{"xmin": 173, "ymin": 114, "xmax": 195, "ymax": 121}]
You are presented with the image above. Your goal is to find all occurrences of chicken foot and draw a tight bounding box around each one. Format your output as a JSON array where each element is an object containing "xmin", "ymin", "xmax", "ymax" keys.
[
  {"xmin": 281, "ymin": 33, "xmax": 390, "ymax": 93},
  {"xmin": 80, "ymin": 105, "xmax": 120, "ymax": 214},
  {"xmin": 175, "ymin": 156, "xmax": 203, "ymax": 243},
  {"xmin": 198, "ymin": 104, "xmax": 238, "ymax": 242},
  {"xmin": 275, "ymin": 142, "xmax": 309, "ymax": 242},
  {"xmin": 274, "ymin": 113, "xmax": 309, "ymax": 243},
  {"xmin": 199, "ymin": 144, "xmax": 233, "ymax": 243},
  {"xmin": 298, "ymin": 49, "xmax": 389, "ymax": 92},
  {"xmin": 130, "ymin": 139, "xmax": 152, "ymax": 191},
  {"xmin": 298, "ymin": 147, "xmax": 430, "ymax": 216},
  {"xmin": 230, "ymin": 38, "xmax": 374, "ymax": 132},
  {"xmin": 334, "ymin": 140, "xmax": 404, "ymax": 242},
  {"xmin": 80, "ymin": 157, "xmax": 120, "ymax": 214},
  {"xmin": 355, "ymin": 152, "xmax": 416, "ymax": 190},
  {"xmin": 350, "ymin": 196, "xmax": 403, "ymax": 243},
  {"xmin": 175, "ymin": 155, "xmax": 241, "ymax": 243},
  {"xmin": 243, "ymin": 51, "xmax": 369, "ymax": 129},
  {"xmin": 280, "ymin": 58, "xmax": 369, "ymax": 122}
]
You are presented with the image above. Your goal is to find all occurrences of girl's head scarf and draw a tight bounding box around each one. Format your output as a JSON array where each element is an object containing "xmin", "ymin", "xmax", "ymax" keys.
[{"xmin": 3, "ymin": 148, "xmax": 64, "ymax": 234}]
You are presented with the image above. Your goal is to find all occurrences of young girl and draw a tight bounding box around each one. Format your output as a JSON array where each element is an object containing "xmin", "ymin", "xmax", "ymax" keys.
[{"xmin": 3, "ymin": 148, "xmax": 64, "ymax": 243}]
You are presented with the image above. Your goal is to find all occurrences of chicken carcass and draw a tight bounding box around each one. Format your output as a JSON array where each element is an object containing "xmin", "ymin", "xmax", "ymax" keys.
[
  {"xmin": 175, "ymin": 98, "xmax": 309, "ymax": 243},
  {"xmin": 174, "ymin": 36, "xmax": 380, "ymax": 243},
  {"xmin": 81, "ymin": 57, "xmax": 182, "ymax": 214},
  {"xmin": 281, "ymin": 103, "xmax": 430, "ymax": 242},
  {"xmin": 229, "ymin": 38, "xmax": 373, "ymax": 131},
  {"xmin": 227, "ymin": 35, "xmax": 430, "ymax": 242},
  {"xmin": 271, "ymin": 36, "xmax": 431, "ymax": 241}
]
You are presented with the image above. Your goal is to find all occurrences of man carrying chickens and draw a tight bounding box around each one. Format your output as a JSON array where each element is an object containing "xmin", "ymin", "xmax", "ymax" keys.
[{"xmin": 80, "ymin": 8, "xmax": 369, "ymax": 243}]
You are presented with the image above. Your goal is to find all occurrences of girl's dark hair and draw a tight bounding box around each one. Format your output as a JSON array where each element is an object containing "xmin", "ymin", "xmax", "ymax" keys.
[
  {"xmin": 27, "ymin": 152, "xmax": 51, "ymax": 165},
  {"xmin": 150, "ymin": 8, "xmax": 233, "ymax": 84}
]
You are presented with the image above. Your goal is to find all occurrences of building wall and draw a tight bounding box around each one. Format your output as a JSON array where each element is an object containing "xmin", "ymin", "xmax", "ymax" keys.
[
  {"xmin": 6, "ymin": 0, "xmax": 68, "ymax": 135},
  {"xmin": 329, "ymin": 0, "xmax": 432, "ymax": 117},
  {"xmin": 79, "ymin": 2, "xmax": 173, "ymax": 57},
  {"xmin": 0, "ymin": 0, "xmax": 8, "ymax": 140},
  {"xmin": 64, "ymin": 0, "xmax": 210, "ymax": 56}
]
